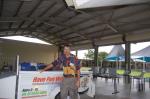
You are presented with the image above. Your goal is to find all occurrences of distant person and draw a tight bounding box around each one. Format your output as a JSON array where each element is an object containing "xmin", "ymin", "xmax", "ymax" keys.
[{"xmin": 40, "ymin": 45, "xmax": 80, "ymax": 99}]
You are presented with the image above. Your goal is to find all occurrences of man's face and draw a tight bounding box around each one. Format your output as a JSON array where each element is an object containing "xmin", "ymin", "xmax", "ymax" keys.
[{"xmin": 64, "ymin": 46, "xmax": 71, "ymax": 55}]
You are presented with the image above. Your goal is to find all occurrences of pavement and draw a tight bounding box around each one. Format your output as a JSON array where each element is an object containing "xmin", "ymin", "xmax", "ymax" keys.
[{"xmin": 80, "ymin": 77, "xmax": 150, "ymax": 99}]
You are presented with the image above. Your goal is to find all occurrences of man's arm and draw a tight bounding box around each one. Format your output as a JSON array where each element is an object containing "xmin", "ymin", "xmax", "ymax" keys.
[
  {"xmin": 77, "ymin": 69, "xmax": 80, "ymax": 80},
  {"xmin": 40, "ymin": 64, "xmax": 53, "ymax": 73},
  {"xmin": 40, "ymin": 55, "xmax": 63, "ymax": 73}
]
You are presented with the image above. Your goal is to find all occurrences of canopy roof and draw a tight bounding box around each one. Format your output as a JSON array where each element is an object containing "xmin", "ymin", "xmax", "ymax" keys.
[
  {"xmin": 132, "ymin": 45, "xmax": 150, "ymax": 62},
  {"xmin": 106, "ymin": 45, "xmax": 125, "ymax": 61},
  {"xmin": 132, "ymin": 45, "xmax": 150, "ymax": 57},
  {"xmin": 0, "ymin": 0, "xmax": 150, "ymax": 50}
]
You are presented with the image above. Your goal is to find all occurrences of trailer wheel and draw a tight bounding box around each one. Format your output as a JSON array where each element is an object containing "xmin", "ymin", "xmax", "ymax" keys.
[{"xmin": 55, "ymin": 93, "xmax": 60, "ymax": 99}]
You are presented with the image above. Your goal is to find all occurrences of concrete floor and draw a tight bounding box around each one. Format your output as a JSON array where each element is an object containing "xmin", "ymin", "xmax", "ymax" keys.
[{"xmin": 80, "ymin": 78, "xmax": 150, "ymax": 99}]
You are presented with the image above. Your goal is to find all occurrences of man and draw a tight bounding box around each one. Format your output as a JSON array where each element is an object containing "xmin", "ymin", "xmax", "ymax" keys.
[{"xmin": 40, "ymin": 45, "xmax": 80, "ymax": 99}]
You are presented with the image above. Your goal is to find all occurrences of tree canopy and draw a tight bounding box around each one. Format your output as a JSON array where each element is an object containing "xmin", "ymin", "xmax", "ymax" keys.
[{"xmin": 84, "ymin": 49, "xmax": 108, "ymax": 62}]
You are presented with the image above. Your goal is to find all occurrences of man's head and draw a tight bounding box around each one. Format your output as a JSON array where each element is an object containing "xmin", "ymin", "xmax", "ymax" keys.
[{"xmin": 63, "ymin": 45, "xmax": 71, "ymax": 55}]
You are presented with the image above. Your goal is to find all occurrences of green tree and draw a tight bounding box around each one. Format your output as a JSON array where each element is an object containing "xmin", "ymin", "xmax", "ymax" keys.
[
  {"xmin": 84, "ymin": 49, "xmax": 108, "ymax": 61},
  {"xmin": 98, "ymin": 52, "xmax": 108, "ymax": 61},
  {"xmin": 84, "ymin": 49, "xmax": 94, "ymax": 60}
]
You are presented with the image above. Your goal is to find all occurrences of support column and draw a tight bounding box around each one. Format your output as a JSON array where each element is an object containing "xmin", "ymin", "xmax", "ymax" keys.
[
  {"xmin": 93, "ymin": 45, "xmax": 99, "ymax": 78},
  {"xmin": 75, "ymin": 50, "xmax": 78, "ymax": 56},
  {"xmin": 58, "ymin": 46, "xmax": 62, "ymax": 57},
  {"xmin": 94, "ymin": 45, "xmax": 98, "ymax": 66},
  {"xmin": 125, "ymin": 42, "xmax": 131, "ymax": 83}
]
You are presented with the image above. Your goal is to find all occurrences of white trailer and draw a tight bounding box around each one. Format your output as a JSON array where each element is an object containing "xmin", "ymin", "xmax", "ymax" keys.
[{"xmin": 0, "ymin": 70, "xmax": 95, "ymax": 99}]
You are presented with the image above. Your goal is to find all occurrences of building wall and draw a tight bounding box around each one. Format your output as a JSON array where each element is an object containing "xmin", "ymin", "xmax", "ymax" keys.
[{"xmin": 0, "ymin": 39, "xmax": 58, "ymax": 69}]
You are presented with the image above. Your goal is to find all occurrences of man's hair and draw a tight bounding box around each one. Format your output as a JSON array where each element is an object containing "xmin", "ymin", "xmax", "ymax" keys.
[{"xmin": 64, "ymin": 44, "xmax": 71, "ymax": 48}]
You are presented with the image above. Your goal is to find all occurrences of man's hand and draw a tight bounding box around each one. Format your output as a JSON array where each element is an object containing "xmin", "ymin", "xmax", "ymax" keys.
[
  {"xmin": 39, "ymin": 70, "xmax": 44, "ymax": 73},
  {"xmin": 39, "ymin": 64, "xmax": 53, "ymax": 73},
  {"xmin": 76, "ymin": 80, "xmax": 80, "ymax": 88},
  {"xmin": 70, "ymin": 66, "xmax": 76, "ymax": 70}
]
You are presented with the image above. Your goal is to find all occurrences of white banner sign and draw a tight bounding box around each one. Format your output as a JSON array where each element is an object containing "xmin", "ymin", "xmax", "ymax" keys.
[
  {"xmin": 18, "ymin": 71, "xmax": 63, "ymax": 99},
  {"xmin": 18, "ymin": 71, "xmax": 95, "ymax": 99}
]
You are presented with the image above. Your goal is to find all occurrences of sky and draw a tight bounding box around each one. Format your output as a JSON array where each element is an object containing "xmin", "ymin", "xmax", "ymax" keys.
[{"xmin": 72, "ymin": 42, "xmax": 150, "ymax": 59}]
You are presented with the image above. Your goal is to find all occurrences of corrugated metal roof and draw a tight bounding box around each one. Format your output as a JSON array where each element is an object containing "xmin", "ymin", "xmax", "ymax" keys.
[{"xmin": 0, "ymin": 0, "xmax": 150, "ymax": 49}]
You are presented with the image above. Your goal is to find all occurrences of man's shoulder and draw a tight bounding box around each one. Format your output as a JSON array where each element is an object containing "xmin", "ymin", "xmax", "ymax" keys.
[
  {"xmin": 70, "ymin": 53, "xmax": 74, "ymax": 56},
  {"xmin": 70, "ymin": 54, "xmax": 78, "ymax": 59},
  {"xmin": 70, "ymin": 54, "xmax": 76, "ymax": 57}
]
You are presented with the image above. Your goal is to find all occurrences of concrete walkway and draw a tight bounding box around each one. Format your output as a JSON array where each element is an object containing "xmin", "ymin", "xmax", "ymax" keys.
[{"xmin": 80, "ymin": 78, "xmax": 150, "ymax": 99}]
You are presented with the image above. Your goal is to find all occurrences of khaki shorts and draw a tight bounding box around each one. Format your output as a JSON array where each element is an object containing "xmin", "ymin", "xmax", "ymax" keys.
[{"xmin": 60, "ymin": 77, "xmax": 78, "ymax": 99}]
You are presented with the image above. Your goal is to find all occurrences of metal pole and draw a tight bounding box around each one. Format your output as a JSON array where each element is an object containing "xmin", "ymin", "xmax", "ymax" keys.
[
  {"xmin": 16, "ymin": 55, "xmax": 19, "ymax": 75},
  {"xmin": 125, "ymin": 42, "xmax": 131, "ymax": 83},
  {"xmin": 15, "ymin": 55, "xmax": 19, "ymax": 99},
  {"xmin": 94, "ymin": 46, "xmax": 98, "ymax": 66},
  {"xmin": 120, "ymin": 61, "xmax": 122, "ymax": 69},
  {"xmin": 75, "ymin": 50, "xmax": 78, "ymax": 56},
  {"xmin": 93, "ymin": 46, "xmax": 98, "ymax": 78},
  {"xmin": 143, "ymin": 57, "xmax": 145, "ymax": 71},
  {"xmin": 116, "ymin": 59, "xmax": 117, "ymax": 69},
  {"xmin": 135, "ymin": 61, "xmax": 137, "ymax": 69},
  {"xmin": 112, "ymin": 77, "xmax": 119, "ymax": 94},
  {"xmin": 101, "ymin": 60, "xmax": 103, "ymax": 68}
]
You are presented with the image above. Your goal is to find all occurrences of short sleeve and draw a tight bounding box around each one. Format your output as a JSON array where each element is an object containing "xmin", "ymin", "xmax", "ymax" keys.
[{"xmin": 51, "ymin": 55, "xmax": 63, "ymax": 67}]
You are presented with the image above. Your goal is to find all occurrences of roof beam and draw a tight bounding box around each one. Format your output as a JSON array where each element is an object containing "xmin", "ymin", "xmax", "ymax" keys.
[
  {"xmin": 33, "ymin": 4, "xmax": 67, "ymax": 32},
  {"xmin": 63, "ymin": 9, "xmax": 150, "ymax": 40},
  {"xmin": 94, "ymin": 24, "xmax": 150, "ymax": 41},
  {"xmin": 0, "ymin": 32, "xmax": 28, "ymax": 37},
  {"xmin": 0, "ymin": 17, "xmax": 66, "ymax": 27},
  {"xmin": 0, "ymin": 0, "xmax": 4, "ymax": 16},
  {"xmin": 0, "ymin": 17, "xmax": 73, "ymax": 44},
  {"xmin": 5, "ymin": 15, "xmax": 93, "ymax": 43},
  {"xmin": 49, "ymin": 14, "xmax": 105, "ymax": 36},
  {"xmin": 62, "ymin": 16, "xmax": 150, "ymax": 43},
  {"xmin": 25, "ymin": 2, "xmax": 57, "ymax": 30},
  {"xmin": 39, "ymin": 2, "xmax": 57, "ymax": 17},
  {"xmin": 38, "ymin": 13, "xmax": 149, "ymax": 44},
  {"xmin": 49, "ymin": 4, "xmax": 150, "ymax": 38},
  {"xmin": 22, "ymin": 1, "xmax": 57, "ymax": 37},
  {"xmin": 17, "ymin": 0, "xmax": 43, "ymax": 29},
  {"xmin": 0, "ymin": 28, "xmax": 57, "ymax": 45},
  {"xmin": 48, "ymin": 6, "xmax": 112, "ymax": 34},
  {"xmin": 0, "ymin": 28, "xmax": 36, "ymax": 32},
  {"xmin": 9, "ymin": 1, "xmax": 24, "ymax": 28},
  {"xmin": 50, "ymin": 5, "xmax": 66, "ymax": 17},
  {"xmin": 106, "ymin": 24, "xmax": 118, "ymax": 33}
]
